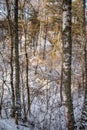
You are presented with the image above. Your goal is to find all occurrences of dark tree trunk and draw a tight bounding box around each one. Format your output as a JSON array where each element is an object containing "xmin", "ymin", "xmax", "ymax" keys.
[
  {"xmin": 14, "ymin": 0, "xmax": 21, "ymax": 119},
  {"xmin": 24, "ymin": 27, "xmax": 30, "ymax": 115},
  {"xmin": 62, "ymin": 0, "xmax": 75, "ymax": 129},
  {"xmin": 60, "ymin": 56, "xmax": 63, "ymax": 103}
]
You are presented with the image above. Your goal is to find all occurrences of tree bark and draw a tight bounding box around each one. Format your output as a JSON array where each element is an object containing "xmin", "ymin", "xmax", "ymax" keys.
[
  {"xmin": 80, "ymin": 0, "xmax": 87, "ymax": 129},
  {"xmin": 14, "ymin": 0, "xmax": 21, "ymax": 119},
  {"xmin": 62, "ymin": 0, "xmax": 75, "ymax": 129}
]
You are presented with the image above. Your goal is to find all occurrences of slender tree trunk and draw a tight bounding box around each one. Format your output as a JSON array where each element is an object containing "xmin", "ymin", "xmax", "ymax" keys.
[
  {"xmin": 14, "ymin": 0, "xmax": 21, "ymax": 119},
  {"xmin": 21, "ymin": 64, "xmax": 27, "ymax": 121},
  {"xmin": 60, "ymin": 56, "xmax": 63, "ymax": 103},
  {"xmin": 80, "ymin": 0, "xmax": 87, "ymax": 129},
  {"xmin": 24, "ymin": 27, "xmax": 30, "ymax": 115},
  {"xmin": 6, "ymin": 0, "xmax": 15, "ymax": 117},
  {"xmin": 43, "ymin": 23, "xmax": 47, "ymax": 59},
  {"xmin": 0, "ymin": 76, "xmax": 4, "ymax": 118},
  {"xmin": 62, "ymin": 0, "xmax": 75, "ymax": 129}
]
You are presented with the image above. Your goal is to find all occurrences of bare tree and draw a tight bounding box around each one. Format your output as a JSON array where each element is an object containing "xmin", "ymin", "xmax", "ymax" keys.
[
  {"xmin": 24, "ymin": 24, "xmax": 30, "ymax": 116},
  {"xmin": 14, "ymin": 0, "xmax": 21, "ymax": 119},
  {"xmin": 80, "ymin": 0, "xmax": 87, "ymax": 129},
  {"xmin": 62, "ymin": 0, "xmax": 75, "ymax": 129}
]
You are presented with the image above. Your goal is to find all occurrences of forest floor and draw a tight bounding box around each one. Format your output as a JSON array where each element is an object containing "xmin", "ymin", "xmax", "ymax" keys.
[
  {"xmin": 0, "ymin": 118, "xmax": 31, "ymax": 130},
  {"xmin": 0, "ymin": 90, "xmax": 84, "ymax": 130}
]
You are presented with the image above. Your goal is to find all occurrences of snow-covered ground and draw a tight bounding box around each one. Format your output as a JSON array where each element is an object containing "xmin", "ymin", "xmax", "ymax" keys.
[
  {"xmin": 0, "ymin": 90, "xmax": 84, "ymax": 130},
  {"xmin": 0, "ymin": 119, "xmax": 30, "ymax": 130}
]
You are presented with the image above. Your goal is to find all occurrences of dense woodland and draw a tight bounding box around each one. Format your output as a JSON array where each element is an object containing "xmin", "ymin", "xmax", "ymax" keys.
[{"xmin": 0, "ymin": 0, "xmax": 87, "ymax": 130}]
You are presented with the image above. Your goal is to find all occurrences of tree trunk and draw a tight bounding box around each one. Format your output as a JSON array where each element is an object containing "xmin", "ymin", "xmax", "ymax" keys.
[
  {"xmin": 6, "ymin": 0, "xmax": 15, "ymax": 117},
  {"xmin": 0, "ymin": 77, "xmax": 4, "ymax": 118},
  {"xmin": 21, "ymin": 64, "xmax": 27, "ymax": 121},
  {"xmin": 24, "ymin": 27, "xmax": 30, "ymax": 115},
  {"xmin": 14, "ymin": 0, "xmax": 21, "ymax": 119},
  {"xmin": 60, "ymin": 56, "xmax": 63, "ymax": 103},
  {"xmin": 62, "ymin": 0, "xmax": 75, "ymax": 129},
  {"xmin": 80, "ymin": 0, "xmax": 87, "ymax": 129}
]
